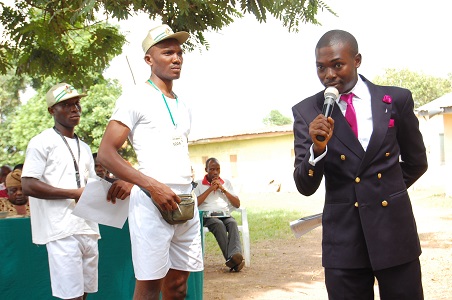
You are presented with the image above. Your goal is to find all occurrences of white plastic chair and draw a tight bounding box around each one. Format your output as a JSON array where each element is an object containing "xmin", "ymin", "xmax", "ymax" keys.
[{"xmin": 202, "ymin": 207, "xmax": 251, "ymax": 267}]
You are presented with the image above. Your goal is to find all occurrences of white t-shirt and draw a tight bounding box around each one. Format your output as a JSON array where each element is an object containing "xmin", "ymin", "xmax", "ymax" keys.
[
  {"xmin": 22, "ymin": 128, "xmax": 99, "ymax": 245},
  {"xmin": 110, "ymin": 83, "xmax": 192, "ymax": 192},
  {"xmin": 194, "ymin": 178, "xmax": 236, "ymax": 212}
]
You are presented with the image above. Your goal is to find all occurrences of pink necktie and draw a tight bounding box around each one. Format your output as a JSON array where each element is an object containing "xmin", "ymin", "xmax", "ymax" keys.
[{"xmin": 341, "ymin": 93, "xmax": 358, "ymax": 138}]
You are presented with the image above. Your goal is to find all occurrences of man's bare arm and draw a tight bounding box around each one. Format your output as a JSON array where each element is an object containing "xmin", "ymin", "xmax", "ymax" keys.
[
  {"xmin": 22, "ymin": 177, "xmax": 83, "ymax": 201},
  {"xmin": 98, "ymin": 120, "xmax": 179, "ymax": 211}
]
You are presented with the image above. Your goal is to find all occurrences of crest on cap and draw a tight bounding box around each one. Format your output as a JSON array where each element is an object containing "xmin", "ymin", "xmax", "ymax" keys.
[
  {"xmin": 46, "ymin": 83, "xmax": 87, "ymax": 107},
  {"xmin": 63, "ymin": 85, "xmax": 73, "ymax": 95},
  {"xmin": 142, "ymin": 24, "xmax": 189, "ymax": 53}
]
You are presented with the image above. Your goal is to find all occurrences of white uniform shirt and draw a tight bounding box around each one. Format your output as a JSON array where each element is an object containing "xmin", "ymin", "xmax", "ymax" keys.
[
  {"xmin": 22, "ymin": 128, "xmax": 99, "ymax": 245},
  {"xmin": 110, "ymin": 83, "xmax": 192, "ymax": 193}
]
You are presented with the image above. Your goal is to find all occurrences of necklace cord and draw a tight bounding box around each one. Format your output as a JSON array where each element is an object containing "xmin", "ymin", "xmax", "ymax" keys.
[{"xmin": 53, "ymin": 127, "xmax": 81, "ymax": 188}]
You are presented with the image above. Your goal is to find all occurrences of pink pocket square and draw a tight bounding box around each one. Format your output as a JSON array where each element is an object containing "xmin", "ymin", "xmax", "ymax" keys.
[{"xmin": 388, "ymin": 119, "xmax": 395, "ymax": 128}]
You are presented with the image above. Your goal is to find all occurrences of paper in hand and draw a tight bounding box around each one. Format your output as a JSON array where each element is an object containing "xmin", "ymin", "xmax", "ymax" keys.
[
  {"xmin": 290, "ymin": 213, "xmax": 322, "ymax": 238},
  {"xmin": 72, "ymin": 177, "xmax": 129, "ymax": 229}
]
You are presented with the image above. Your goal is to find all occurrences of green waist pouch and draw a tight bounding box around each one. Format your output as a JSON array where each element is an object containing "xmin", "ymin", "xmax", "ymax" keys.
[{"xmin": 140, "ymin": 187, "xmax": 195, "ymax": 225}]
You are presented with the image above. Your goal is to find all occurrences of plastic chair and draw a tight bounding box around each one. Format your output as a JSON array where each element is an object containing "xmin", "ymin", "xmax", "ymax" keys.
[{"xmin": 202, "ymin": 207, "xmax": 251, "ymax": 267}]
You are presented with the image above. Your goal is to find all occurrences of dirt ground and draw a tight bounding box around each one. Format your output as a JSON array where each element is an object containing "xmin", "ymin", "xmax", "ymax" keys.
[{"xmin": 202, "ymin": 188, "xmax": 452, "ymax": 300}]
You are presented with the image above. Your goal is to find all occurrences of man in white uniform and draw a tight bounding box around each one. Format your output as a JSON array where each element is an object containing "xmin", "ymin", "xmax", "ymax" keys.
[
  {"xmin": 97, "ymin": 24, "xmax": 203, "ymax": 300},
  {"xmin": 22, "ymin": 83, "xmax": 131, "ymax": 300}
]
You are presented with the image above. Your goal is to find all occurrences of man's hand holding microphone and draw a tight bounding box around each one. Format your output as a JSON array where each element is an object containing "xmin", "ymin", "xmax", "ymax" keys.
[{"xmin": 309, "ymin": 86, "xmax": 338, "ymax": 155}]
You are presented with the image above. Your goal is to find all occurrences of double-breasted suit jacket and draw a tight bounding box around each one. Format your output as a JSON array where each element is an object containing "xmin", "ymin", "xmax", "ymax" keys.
[{"xmin": 292, "ymin": 75, "xmax": 428, "ymax": 271}]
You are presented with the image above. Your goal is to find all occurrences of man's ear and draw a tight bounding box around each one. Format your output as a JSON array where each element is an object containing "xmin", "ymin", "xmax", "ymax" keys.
[
  {"xmin": 48, "ymin": 106, "xmax": 54, "ymax": 116},
  {"xmin": 144, "ymin": 54, "xmax": 153, "ymax": 67},
  {"xmin": 355, "ymin": 53, "xmax": 362, "ymax": 68}
]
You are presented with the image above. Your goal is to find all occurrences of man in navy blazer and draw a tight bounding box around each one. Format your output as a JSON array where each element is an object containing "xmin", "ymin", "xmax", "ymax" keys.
[{"xmin": 292, "ymin": 30, "xmax": 427, "ymax": 299}]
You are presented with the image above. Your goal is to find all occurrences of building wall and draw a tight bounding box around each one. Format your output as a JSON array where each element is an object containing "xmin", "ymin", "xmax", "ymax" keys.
[
  {"xmin": 190, "ymin": 113, "xmax": 452, "ymax": 196},
  {"xmin": 189, "ymin": 134, "xmax": 297, "ymax": 193},
  {"xmin": 417, "ymin": 115, "xmax": 444, "ymax": 167},
  {"xmin": 443, "ymin": 114, "xmax": 452, "ymax": 196},
  {"xmin": 444, "ymin": 114, "xmax": 452, "ymax": 166},
  {"xmin": 416, "ymin": 114, "xmax": 451, "ymax": 196}
]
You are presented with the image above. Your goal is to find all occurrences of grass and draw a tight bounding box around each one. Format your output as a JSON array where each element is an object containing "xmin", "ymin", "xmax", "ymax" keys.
[{"xmin": 203, "ymin": 192, "xmax": 313, "ymax": 256}]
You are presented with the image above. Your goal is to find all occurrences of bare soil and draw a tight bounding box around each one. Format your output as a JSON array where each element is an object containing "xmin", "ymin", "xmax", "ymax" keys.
[{"xmin": 202, "ymin": 188, "xmax": 452, "ymax": 299}]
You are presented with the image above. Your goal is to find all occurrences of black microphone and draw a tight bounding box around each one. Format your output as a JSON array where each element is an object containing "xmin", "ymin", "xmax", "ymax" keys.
[{"xmin": 316, "ymin": 86, "xmax": 339, "ymax": 141}]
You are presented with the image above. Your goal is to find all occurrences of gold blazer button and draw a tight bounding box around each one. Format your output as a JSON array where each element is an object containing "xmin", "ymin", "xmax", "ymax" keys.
[
  {"xmin": 381, "ymin": 200, "xmax": 388, "ymax": 207},
  {"xmin": 355, "ymin": 177, "xmax": 360, "ymax": 183},
  {"xmin": 354, "ymin": 202, "xmax": 359, "ymax": 207}
]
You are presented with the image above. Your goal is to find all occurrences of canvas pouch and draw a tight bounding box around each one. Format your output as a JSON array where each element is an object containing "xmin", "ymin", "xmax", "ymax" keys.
[{"xmin": 140, "ymin": 187, "xmax": 195, "ymax": 225}]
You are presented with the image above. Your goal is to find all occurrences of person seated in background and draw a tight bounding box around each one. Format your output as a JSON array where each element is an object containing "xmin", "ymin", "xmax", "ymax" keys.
[
  {"xmin": 0, "ymin": 165, "xmax": 12, "ymax": 198},
  {"xmin": 93, "ymin": 153, "xmax": 116, "ymax": 183},
  {"xmin": 5, "ymin": 169, "xmax": 30, "ymax": 216},
  {"xmin": 194, "ymin": 157, "xmax": 245, "ymax": 272}
]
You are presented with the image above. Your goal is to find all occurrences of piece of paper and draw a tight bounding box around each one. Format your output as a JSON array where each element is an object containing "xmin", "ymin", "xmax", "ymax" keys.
[
  {"xmin": 289, "ymin": 213, "xmax": 323, "ymax": 238},
  {"xmin": 72, "ymin": 178, "xmax": 129, "ymax": 229}
]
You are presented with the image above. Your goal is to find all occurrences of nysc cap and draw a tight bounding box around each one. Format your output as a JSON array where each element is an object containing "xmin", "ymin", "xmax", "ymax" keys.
[
  {"xmin": 142, "ymin": 24, "xmax": 189, "ymax": 53},
  {"xmin": 46, "ymin": 83, "xmax": 87, "ymax": 107}
]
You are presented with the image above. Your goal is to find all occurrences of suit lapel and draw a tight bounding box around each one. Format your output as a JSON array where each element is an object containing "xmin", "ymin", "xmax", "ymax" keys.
[
  {"xmin": 315, "ymin": 78, "xmax": 393, "ymax": 171},
  {"xmin": 359, "ymin": 78, "xmax": 392, "ymax": 170},
  {"xmin": 326, "ymin": 94, "xmax": 365, "ymax": 158}
]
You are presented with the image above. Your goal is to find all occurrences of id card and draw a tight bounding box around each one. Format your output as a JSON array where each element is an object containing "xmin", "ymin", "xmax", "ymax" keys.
[{"xmin": 172, "ymin": 135, "xmax": 184, "ymax": 147}]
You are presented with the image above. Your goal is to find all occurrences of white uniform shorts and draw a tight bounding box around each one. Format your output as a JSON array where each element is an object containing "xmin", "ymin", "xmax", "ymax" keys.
[
  {"xmin": 129, "ymin": 185, "xmax": 204, "ymax": 280},
  {"xmin": 46, "ymin": 234, "xmax": 99, "ymax": 299}
]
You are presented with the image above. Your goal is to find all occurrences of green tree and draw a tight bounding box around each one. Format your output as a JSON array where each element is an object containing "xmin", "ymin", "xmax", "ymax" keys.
[
  {"xmin": 1, "ymin": 0, "xmax": 334, "ymax": 165},
  {"xmin": 0, "ymin": 3, "xmax": 125, "ymax": 90},
  {"xmin": 1, "ymin": 0, "xmax": 335, "ymax": 87},
  {"xmin": 373, "ymin": 69, "xmax": 452, "ymax": 108},
  {"xmin": 0, "ymin": 79, "xmax": 135, "ymax": 166},
  {"xmin": 263, "ymin": 109, "xmax": 292, "ymax": 126},
  {"xmin": 0, "ymin": 71, "xmax": 29, "ymax": 123},
  {"xmin": 0, "ymin": 82, "xmax": 53, "ymax": 166}
]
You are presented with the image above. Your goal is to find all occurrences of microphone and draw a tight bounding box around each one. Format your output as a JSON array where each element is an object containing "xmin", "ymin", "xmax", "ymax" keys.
[{"xmin": 316, "ymin": 86, "xmax": 339, "ymax": 141}]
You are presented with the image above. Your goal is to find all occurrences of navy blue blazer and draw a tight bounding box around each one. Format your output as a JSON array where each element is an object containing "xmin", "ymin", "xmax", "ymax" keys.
[{"xmin": 292, "ymin": 75, "xmax": 428, "ymax": 271}]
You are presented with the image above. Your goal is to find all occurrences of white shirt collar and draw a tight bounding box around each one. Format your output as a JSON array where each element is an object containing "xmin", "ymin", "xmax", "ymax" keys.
[{"xmin": 337, "ymin": 75, "xmax": 368, "ymax": 103}]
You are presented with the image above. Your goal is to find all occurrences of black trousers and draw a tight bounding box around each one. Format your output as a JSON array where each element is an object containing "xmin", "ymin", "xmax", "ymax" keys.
[
  {"xmin": 203, "ymin": 216, "xmax": 242, "ymax": 261},
  {"xmin": 325, "ymin": 259, "xmax": 423, "ymax": 300}
]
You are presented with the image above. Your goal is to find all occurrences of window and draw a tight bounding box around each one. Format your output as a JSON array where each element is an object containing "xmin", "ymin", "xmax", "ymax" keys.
[{"xmin": 230, "ymin": 154, "xmax": 238, "ymax": 178}]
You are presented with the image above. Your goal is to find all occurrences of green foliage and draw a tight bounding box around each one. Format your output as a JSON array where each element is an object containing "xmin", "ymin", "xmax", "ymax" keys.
[
  {"xmin": 0, "ymin": 71, "xmax": 29, "ymax": 122},
  {"xmin": 1, "ymin": 0, "xmax": 335, "ymax": 82},
  {"xmin": 0, "ymin": 83, "xmax": 54, "ymax": 166},
  {"xmin": 77, "ymin": 80, "xmax": 122, "ymax": 149},
  {"xmin": 263, "ymin": 109, "xmax": 292, "ymax": 126},
  {"xmin": 77, "ymin": 79, "xmax": 137, "ymax": 163},
  {"xmin": 0, "ymin": 79, "xmax": 136, "ymax": 166},
  {"xmin": 0, "ymin": 1, "xmax": 125, "ymax": 89},
  {"xmin": 373, "ymin": 68, "xmax": 452, "ymax": 108},
  {"xmin": 0, "ymin": 0, "xmax": 334, "ymax": 165}
]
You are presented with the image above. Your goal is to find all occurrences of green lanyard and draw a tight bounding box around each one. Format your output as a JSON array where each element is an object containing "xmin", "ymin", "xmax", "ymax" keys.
[{"xmin": 147, "ymin": 79, "xmax": 178, "ymax": 128}]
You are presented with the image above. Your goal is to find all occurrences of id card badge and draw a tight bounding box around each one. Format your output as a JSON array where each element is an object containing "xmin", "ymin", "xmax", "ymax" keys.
[{"xmin": 172, "ymin": 135, "xmax": 185, "ymax": 147}]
